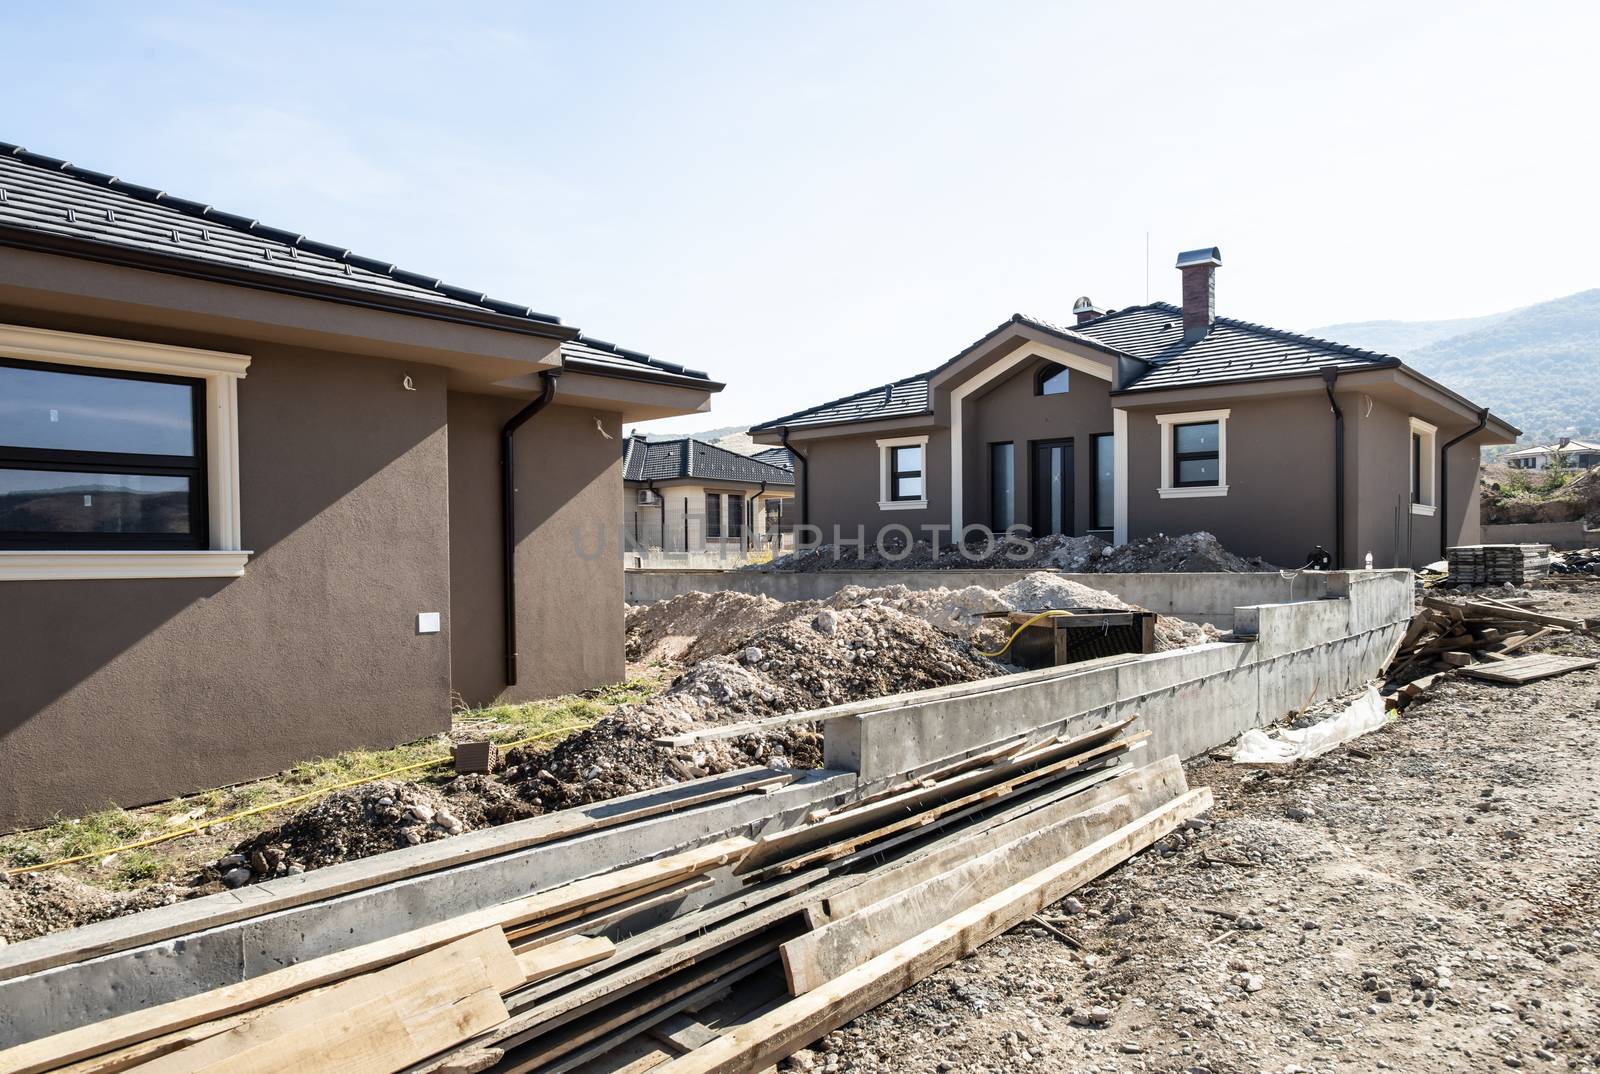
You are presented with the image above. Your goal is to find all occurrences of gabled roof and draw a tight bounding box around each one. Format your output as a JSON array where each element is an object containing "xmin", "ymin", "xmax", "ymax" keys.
[
  {"xmin": 1503, "ymin": 439, "xmax": 1600, "ymax": 458},
  {"xmin": 750, "ymin": 446, "xmax": 795, "ymax": 470},
  {"xmin": 623, "ymin": 435, "xmax": 796, "ymax": 486},
  {"xmin": 750, "ymin": 304, "xmax": 1409, "ymax": 432},
  {"xmin": 0, "ymin": 142, "xmax": 715, "ymax": 386}
]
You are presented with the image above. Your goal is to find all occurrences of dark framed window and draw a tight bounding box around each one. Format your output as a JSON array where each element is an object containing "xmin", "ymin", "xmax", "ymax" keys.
[
  {"xmin": 0, "ymin": 357, "xmax": 207, "ymax": 550},
  {"xmin": 704, "ymin": 492, "xmax": 722, "ymax": 538},
  {"xmin": 726, "ymin": 493, "xmax": 745, "ymax": 539},
  {"xmin": 764, "ymin": 498, "xmax": 783, "ymax": 531},
  {"xmin": 889, "ymin": 444, "xmax": 923, "ymax": 501},
  {"xmin": 1090, "ymin": 432, "xmax": 1115, "ymax": 530},
  {"xmin": 1171, "ymin": 421, "xmax": 1220, "ymax": 488},
  {"xmin": 1411, "ymin": 432, "xmax": 1422, "ymax": 505},
  {"xmin": 1035, "ymin": 362, "xmax": 1070, "ymax": 396},
  {"xmin": 989, "ymin": 442, "xmax": 1014, "ymax": 531}
]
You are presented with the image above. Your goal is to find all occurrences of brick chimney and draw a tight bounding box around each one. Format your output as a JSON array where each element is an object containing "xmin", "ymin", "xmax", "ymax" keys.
[
  {"xmin": 1175, "ymin": 247, "xmax": 1221, "ymax": 340},
  {"xmin": 1071, "ymin": 296, "xmax": 1104, "ymax": 324}
]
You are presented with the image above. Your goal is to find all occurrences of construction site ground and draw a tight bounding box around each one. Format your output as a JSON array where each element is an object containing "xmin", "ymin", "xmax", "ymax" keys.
[{"xmin": 796, "ymin": 580, "xmax": 1600, "ymax": 1074}]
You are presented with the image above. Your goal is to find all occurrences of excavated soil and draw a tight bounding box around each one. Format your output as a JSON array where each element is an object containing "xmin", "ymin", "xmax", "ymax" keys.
[{"xmin": 0, "ymin": 872, "xmax": 186, "ymax": 945}]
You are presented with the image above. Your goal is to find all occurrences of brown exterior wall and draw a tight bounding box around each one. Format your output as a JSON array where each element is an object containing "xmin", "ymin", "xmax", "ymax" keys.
[
  {"xmin": 0, "ymin": 306, "xmax": 455, "ymax": 828},
  {"xmin": 448, "ymin": 397, "xmax": 624, "ymax": 708},
  {"xmin": 797, "ymin": 427, "xmax": 949, "ymax": 544},
  {"xmin": 1121, "ymin": 393, "xmax": 1338, "ymax": 568},
  {"xmin": 966, "ymin": 356, "xmax": 1114, "ymax": 535}
]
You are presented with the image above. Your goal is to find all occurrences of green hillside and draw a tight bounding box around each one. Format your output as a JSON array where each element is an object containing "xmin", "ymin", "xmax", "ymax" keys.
[{"xmin": 1315, "ymin": 289, "xmax": 1600, "ymax": 445}]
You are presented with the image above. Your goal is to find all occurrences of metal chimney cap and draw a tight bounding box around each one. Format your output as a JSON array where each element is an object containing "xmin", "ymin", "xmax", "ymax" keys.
[
  {"xmin": 1175, "ymin": 246, "xmax": 1222, "ymax": 269},
  {"xmin": 1071, "ymin": 295, "xmax": 1102, "ymax": 313}
]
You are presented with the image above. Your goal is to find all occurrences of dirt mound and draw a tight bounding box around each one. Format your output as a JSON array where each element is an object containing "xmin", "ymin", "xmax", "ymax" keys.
[
  {"xmin": 1096, "ymin": 531, "xmax": 1273, "ymax": 572},
  {"xmin": 508, "ymin": 605, "xmax": 1004, "ymax": 812},
  {"xmin": 1482, "ymin": 463, "xmax": 1600, "ymax": 524},
  {"xmin": 0, "ymin": 872, "xmax": 185, "ymax": 943},
  {"xmin": 626, "ymin": 590, "xmax": 815, "ymax": 664}
]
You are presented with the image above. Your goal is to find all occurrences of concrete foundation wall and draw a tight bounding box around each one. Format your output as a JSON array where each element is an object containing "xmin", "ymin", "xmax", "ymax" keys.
[
  {"xmin": 0, "ymin": 569, "xmax": 1412, "ymax": 1046},
  {"xmin": 625, "ymin": 568, "xmax": 1335, "ymax": 629},
  {"xmin": 1482, "ymin": 521, "xmax": 1598, "ymax": 550}
]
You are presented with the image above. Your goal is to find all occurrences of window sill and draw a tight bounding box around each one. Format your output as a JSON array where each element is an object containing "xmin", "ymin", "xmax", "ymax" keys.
[
  {"xmin": 1410, "ymin": 503, "xmax": 1437, "ymax": 517},
  {"xmin": 1157, "ymin": 485, "xmax": 1229, "ymax": 499},
  {"xmin": 878, "ymin": 500, "xmax": 929, "ymax": 511},
  {"xmin": 0, "ymin": 549, "xmax": 251, "ymax": 582}
]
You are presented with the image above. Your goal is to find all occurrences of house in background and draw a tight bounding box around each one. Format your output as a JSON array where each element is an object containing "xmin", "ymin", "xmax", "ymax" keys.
[
  {"xmin": 1502, "ymin": 438, "xmax": 1600, "ymax": 470},
  {"xmin": 0, "ymin": 143, "xmax": 720, "ymax": 828},
  {"xmin": 751, "ymin": 247, "xmax": 1519, "ymax": 569},
  {"xmin": 622, "ymin": 435, "xmax": 794, "ymax": 565}
]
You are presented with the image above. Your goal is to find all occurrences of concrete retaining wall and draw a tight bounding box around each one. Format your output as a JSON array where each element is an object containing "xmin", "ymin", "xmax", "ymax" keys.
[
  {"xmin": 1481, "ymin": 520, "xmax": 1598, "ymax": 550},
  {"xmin": 0, "ymin": 569, "xmax": 1411, "ymax": 1047},
  {"xmin": 626, "ymin": 568, "xmax": 1334, "ymax": 629}
]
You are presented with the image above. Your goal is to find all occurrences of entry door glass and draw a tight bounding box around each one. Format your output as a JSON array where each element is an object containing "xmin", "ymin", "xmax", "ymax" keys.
[
  {"xmin": 1031, "ymin": 440, "xmax": 1074, "ymax": 537},
  {"xmin": 989, "ymin": 442, "xmax": 1014, "ymax": 531}
]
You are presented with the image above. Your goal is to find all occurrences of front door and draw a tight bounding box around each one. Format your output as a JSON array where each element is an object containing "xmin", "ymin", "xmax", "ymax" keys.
[{"xmin": 1030, "ymin": 439, "xmax": 1074, "ymax": 537}]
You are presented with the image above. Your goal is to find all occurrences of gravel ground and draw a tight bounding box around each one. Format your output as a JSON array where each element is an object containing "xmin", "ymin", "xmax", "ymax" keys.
[{"xmin": 791, "ymin": 581, "xmax": 1600, "ymax": 1074}]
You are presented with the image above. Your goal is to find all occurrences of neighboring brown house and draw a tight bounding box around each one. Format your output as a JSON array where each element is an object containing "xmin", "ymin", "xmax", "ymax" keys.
[
  {"xmin": 0, "ymin": 143, "xmax": 720, "ymax": 827},
  {"xmin": 751, "ymin": 248, "xmax": 1518, "ymax": 569},
  {"xmin": 622, "ymin": 435, "xmax": 794, "ymax": 557}
]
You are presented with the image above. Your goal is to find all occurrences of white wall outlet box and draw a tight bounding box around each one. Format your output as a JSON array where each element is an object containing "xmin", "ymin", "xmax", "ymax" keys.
[{"xmin": 417, "ymin": 612, "xmax": 441, "ymax": 635}]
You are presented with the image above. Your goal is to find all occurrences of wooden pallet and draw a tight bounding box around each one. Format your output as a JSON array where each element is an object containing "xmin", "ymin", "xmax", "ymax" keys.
[{"xmin": 1457, "ymin": 653, "xmax": 1599, "ymax": 684}]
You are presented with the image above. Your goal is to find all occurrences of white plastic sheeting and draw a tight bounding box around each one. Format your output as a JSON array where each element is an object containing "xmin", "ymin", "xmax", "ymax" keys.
[{"xmin": 1233, "ymin": 687, "xmax": 1389, "ymax": 764}]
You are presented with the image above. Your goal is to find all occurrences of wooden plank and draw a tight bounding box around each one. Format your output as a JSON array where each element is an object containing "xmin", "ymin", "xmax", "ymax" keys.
[
  {"xmin": 649, "ymin": 788, "xmax": 1214, "ymax": 1074},
  {"xmin": 782, "ymin": 790, "xmax": 1155, "ymax": 994},
  {"xmin": 818, "ymin": 755, "xmax": 1186, "ymax": 924},
  {"xmin": 504, "ymin": 873, "xmax": 714, "ymax": 943},
  {"xmin": 511, "ymin": 877, "xmax": 714, "ymax": 953},
  {"xmin": 0, "ymin": 769, "xmax": 778, "ymax": 985},
  {"xmin": 1458, "ymin": 654, "xmax": 1599, "ymax": 684},
  {"xmin": 516, "ymin": 936, "xmax": 616, "ymax": 985},
  {"xmin": 135, "ymin": 930, "xmax": 514, "ymax": 1074},
  {"xmin": 647, "ymin": 1014, "xmax": 722, "ymax": 1052},
  {"xmin": 0, "ymin": 839, "xmax": 749, "ymax": 1074}
]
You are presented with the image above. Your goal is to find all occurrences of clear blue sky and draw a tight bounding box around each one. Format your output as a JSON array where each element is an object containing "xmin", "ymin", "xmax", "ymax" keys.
[{"xmin": 4, "ymin": 1, "xmax": 1597, "ymax": 431}]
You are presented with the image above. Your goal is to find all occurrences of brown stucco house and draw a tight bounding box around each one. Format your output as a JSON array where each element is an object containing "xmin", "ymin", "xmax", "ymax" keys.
[
  {"xmin": 622, "ymin": 435, "xmax": 794, "ymax": 560},
  {"xmin": 751, "ymin": 248, "xmax": 1519, "ymax": 570},
  {"xmin": 0, "ymin": 143, "xmax": 721, "ymax": 827}
]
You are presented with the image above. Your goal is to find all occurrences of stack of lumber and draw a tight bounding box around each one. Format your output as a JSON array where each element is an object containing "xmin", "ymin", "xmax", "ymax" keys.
[
  {"xmin": 1444, "ymin": 543, "xmax": 1552, "ymax": 586},
  {"xmin": 1383, "ymin": 593, "xmax": 1592, "ymax": 706},
  {"xmin": 2, "ymin": 718, "xmax": 1209, "ymax": 1074}
]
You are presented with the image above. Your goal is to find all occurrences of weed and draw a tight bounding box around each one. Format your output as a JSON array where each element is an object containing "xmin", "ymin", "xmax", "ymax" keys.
[{"xmin": 113, "ymin": 850, "xmax": 165, "ymax": 886}]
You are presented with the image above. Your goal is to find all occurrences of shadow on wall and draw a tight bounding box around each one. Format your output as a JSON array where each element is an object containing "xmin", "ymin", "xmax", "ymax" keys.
[{"xmin": 0, "ymin": 329, "xmax": 455, "ymax": 822}]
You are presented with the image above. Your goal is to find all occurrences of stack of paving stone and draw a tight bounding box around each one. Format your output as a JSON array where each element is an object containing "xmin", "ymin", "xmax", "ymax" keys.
[{"xmin": 1445, "ymin": 544, "xmax": 1552, "ymax": 587}]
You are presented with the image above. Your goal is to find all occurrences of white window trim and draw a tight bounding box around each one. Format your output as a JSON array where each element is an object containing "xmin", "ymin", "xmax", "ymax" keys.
[
  {"xmin": 1410, "ymin": 416, "xmax": 1438, "ymax": 515},
  {"xmin": 878, "ymin": 434, "xmax": 929, "ymax": 511},
  {"xmin": 1156, "ymin": 409, "xmax": 1229, "ymax": 499},
  {"xmin": 0, "ymin": 323, "xmax": 251, "ymax": 582}
]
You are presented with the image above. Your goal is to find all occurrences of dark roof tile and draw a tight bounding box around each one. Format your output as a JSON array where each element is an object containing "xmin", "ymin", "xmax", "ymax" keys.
[{"xmin": 623, "ymin": 435, "xmax": 795, "ymax": 486}]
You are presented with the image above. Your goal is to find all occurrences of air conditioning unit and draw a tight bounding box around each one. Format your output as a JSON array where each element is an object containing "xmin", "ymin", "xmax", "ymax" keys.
[{"xmin": 636, "ymin": 489, "xmax": 659, "ymax": 506}]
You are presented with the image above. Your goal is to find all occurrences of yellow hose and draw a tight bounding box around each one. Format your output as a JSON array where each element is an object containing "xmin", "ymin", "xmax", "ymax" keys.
[
  {"xmin": 4, "ymin": 721, "xmax": 593, "ymax": 879},
  {"xmin": 977, "ymin": 610, "xmax": 1075, "ymax": 659}
]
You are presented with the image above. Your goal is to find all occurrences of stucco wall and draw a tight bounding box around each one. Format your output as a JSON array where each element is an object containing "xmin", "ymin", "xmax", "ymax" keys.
[
  {"xmin": 1121, "ymin": 393, "xmax": 1337, "ymax": 568},
  {"xmin": 799, "ymin": 427, "xmax": 950, "ymax": 543},
  {"xmin": 966, "ymin": 355, "xmax": 1114, "ymax": 535},
  {"xmin": 0, "ymin": 318, "xmax": 455, "ymax": 827},
  {"xmin": 448, "ymin": 397, "xmax": 625, "ymax": 708},
  {"xmin": 622, "ymin": 482, "xmax": 792, "ymax": 553}
]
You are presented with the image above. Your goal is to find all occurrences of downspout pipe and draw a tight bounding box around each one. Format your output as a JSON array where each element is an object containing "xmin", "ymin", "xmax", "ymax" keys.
[
  {"xmin": 1320, "ymin": 368, "xmax": 1346, "ymax": 570},
  {"xmin": 501, "ymin": 369, "xmax": 561, "ymax": 688},
  {"xmin": 1439, "ymin": 407, "xmax": 1490, "ymax": 561},
  {"xmin": 779, "ymin": 426, "xmax": 807, "ymax": 526}
]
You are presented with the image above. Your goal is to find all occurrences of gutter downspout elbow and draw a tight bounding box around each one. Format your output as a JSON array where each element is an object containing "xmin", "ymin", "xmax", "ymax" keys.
[
  {"xmin": 1320, "ymin": 368, "xmax": 1346, "ymax": 570},
  {"xmin": 501, "ymin": 369, "xmax": 561, "ymax": 688},
  {"xmin": 779, "ymin": 426, "xmax": 807, "ymax": 527},
  {"xmin": 1439, "ymin": 407, "xmax": 1490, "ymax": 561}
]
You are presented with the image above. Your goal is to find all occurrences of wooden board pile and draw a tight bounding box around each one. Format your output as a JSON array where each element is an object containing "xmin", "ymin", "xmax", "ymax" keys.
[
  {"xmin": 1384, "ymin": 593, "xmax": 1594, "ymax": 707},
  {"xmin": 1444, "ymin": 543, "xmax": 1552, "ymax": 586},
  {"xmin": 2, "ymin": 719, "xmax": 1209, "ymax": 1074}
]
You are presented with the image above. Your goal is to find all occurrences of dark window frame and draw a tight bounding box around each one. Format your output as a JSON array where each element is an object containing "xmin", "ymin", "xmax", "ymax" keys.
[
  {"xmin": 0, "ymin": 356, "xmax": 208, "ymax": 550},
  {"xmin": 1171, "ymin": 420, "xmax": 1221, "ymax": 489},
  {"xmin": 1411, "ymin": 432, "xmax": 1423, "ymax": 505},
  {"xmin": 889, "ymin": 444, "xmax": 924, "ymax": 502},
  {"xmin": 1035, "ymin": 362, "xmax": 1070, "ymax": 396},
  {"xmin": 704, "ymin": 492, "xmax": 723, "ymax": 539},
  {"xmin": 726, "ymin": 492, "xmax": 745, "ymax": 539},
  {"xmin": 989, "ymin": 441, "xmax": 1014, "ymax": 532},
  {"xmin": 1089, "ymin": 431, "xmax": 1115, "ymax": 530}
]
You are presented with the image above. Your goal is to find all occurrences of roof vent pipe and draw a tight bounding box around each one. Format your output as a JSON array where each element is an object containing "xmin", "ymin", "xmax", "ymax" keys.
[
  {"xmin": 1071, "ymin": 296, "xmax": 1104, "ymax": 324},
  {"xmin": 1175, "ymin": 247, "xmax": 1221, "ymax": 341}
]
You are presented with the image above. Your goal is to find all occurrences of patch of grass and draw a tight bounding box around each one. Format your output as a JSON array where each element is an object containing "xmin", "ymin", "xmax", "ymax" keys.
[{"xmin": 112, "ymin": 850, "xmax": 165, "ymax": 886}]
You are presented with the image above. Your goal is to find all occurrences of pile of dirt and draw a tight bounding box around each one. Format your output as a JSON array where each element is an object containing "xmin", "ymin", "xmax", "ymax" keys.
[
  {"xmin": 0, "ymin": 871, "xmax": 185, "ymax": 943},
  {"xmin": 626, "ymin": 590, "xmax": 814, "ymax": 665},
  {"xmin": 754, "ymin": 530, "xmax": 1269, "ymax": 573},
  {"xmin": 1482, "ymin": 463, "xmax": 1600, "ymax": 524},
  {"xmin": 510, "ymin": 604, "xmax": 1005, "ymax": 812}
]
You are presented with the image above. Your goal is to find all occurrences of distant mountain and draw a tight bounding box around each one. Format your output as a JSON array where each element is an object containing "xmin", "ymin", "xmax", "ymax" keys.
[
  {"xmin": 1313, "ymin": 289, "xmax": 1600, "ymax": 446},
  {"xmin": 621, "ymin": 423, "xmax": 766, "ymax": 456}
]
